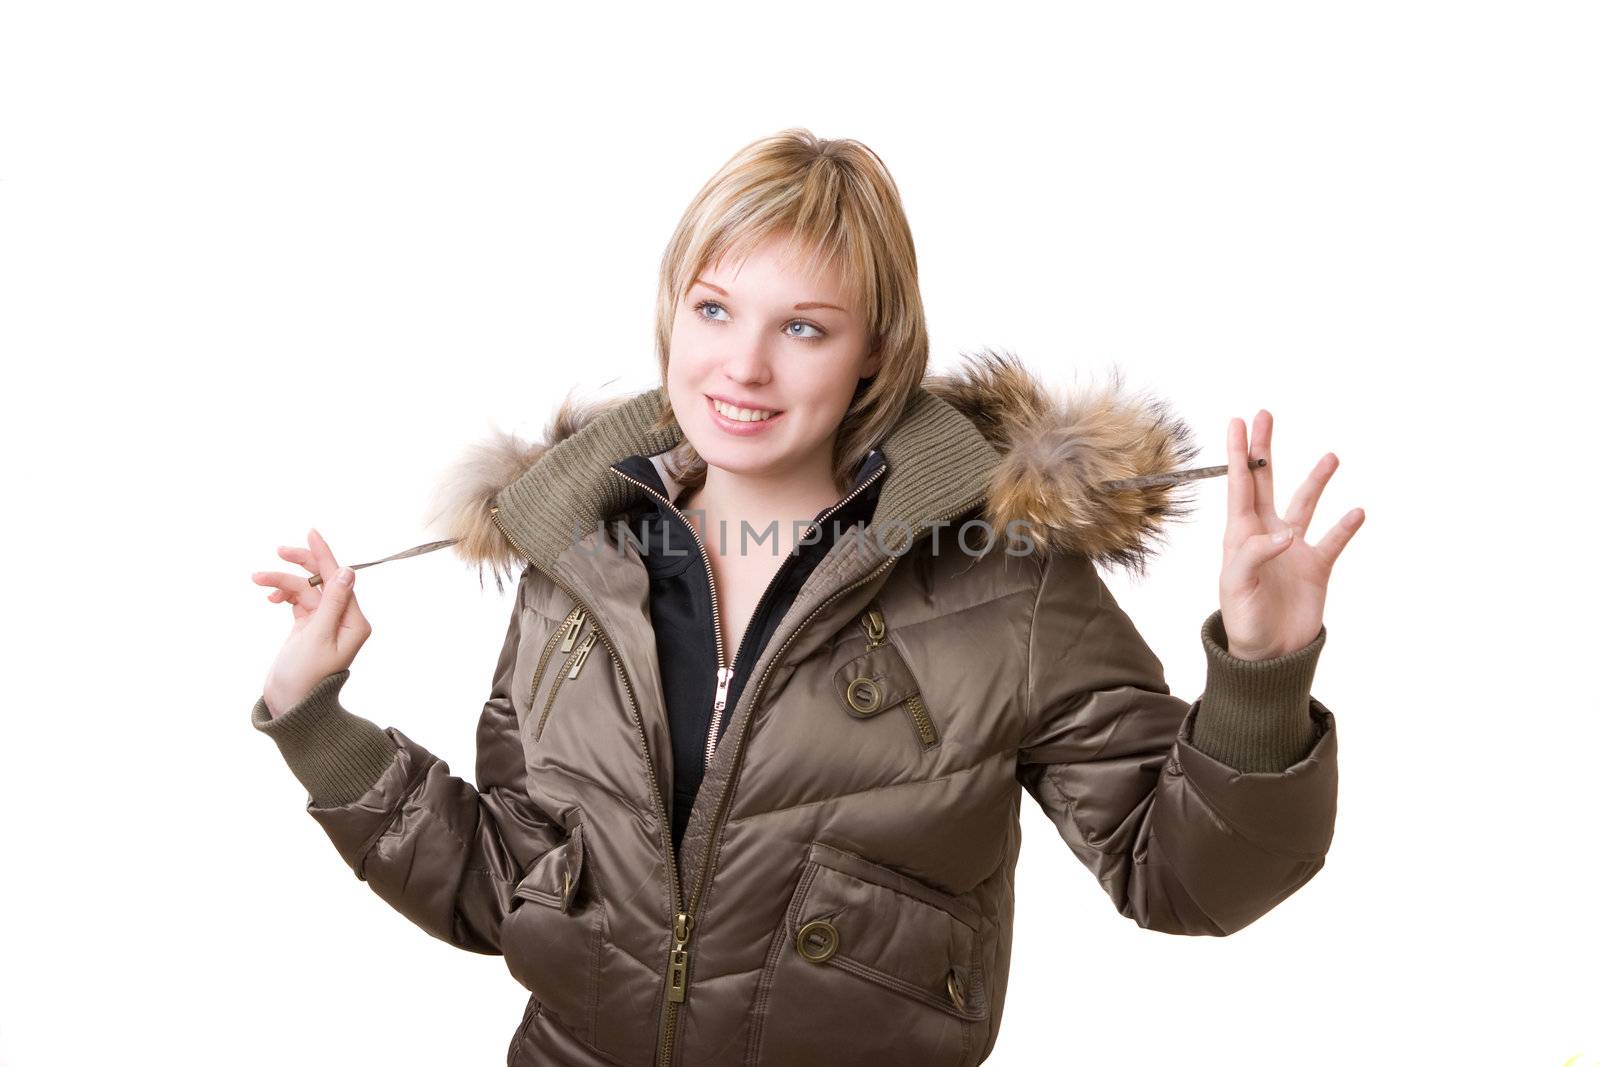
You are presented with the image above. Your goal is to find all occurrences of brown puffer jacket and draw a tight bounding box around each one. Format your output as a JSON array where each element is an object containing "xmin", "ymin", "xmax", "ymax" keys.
[{"xmin": 251, "ymin": 353, "xmax": 1336, "ymax": 1067}]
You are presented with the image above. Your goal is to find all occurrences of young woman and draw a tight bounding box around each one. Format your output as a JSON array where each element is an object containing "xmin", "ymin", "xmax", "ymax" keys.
[{"xmin": 249, "ymin": 128, "xmax": 1364, "ymax": 1067}]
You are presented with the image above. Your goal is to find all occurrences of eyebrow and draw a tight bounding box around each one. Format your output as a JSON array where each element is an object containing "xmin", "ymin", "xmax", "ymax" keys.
[{"xmin": 690, "ymin": 278, "xmax": 848, "ymax": 313}]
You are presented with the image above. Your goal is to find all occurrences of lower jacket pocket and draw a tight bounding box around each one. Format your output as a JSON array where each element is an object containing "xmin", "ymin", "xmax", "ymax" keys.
[
  {"xmin": 501, "ymin": 821, "xmax": 602, "ymax": 1048},
  {"xmin": 745, "ymin": 840, "xmax": 990, "ymax": 1067}
]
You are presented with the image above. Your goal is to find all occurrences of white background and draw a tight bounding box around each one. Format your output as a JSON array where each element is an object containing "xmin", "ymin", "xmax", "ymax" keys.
[{"xmin": 2, "ymin": 2, "xmax": 1596, "ymax": 1065}]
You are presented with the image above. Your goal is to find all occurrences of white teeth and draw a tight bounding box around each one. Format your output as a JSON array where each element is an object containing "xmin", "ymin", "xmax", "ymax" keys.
[{"xmin": 712, "ymin": 398, "xmax": 776, "ymax": 422}]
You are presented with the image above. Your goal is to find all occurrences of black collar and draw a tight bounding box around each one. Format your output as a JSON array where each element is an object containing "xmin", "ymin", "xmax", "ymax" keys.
[{"xmin": 613, "ymin": 448, "xmax": 888, "ymax": 575}]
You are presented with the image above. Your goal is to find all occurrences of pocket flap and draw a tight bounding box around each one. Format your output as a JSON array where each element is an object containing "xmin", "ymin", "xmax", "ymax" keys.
[
  {"xmin": 790, "ymin": 841, "xmax": 989, "ymax": 1020},
  {"xmin": 512, "ymin": 821, "xmax": 585, "ymax": 912},
  {"xmin": 832, "ymin": 642, "xmax": 923, "ymax": 718}
]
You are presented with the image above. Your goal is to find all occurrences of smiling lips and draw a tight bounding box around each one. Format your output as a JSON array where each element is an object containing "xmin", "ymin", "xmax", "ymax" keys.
[
  {"xmin": 711, "ymin": 396, "xmax": 778, "ymax": 421},
  {"xmin": 707, "ymin": 394, "xmax": 783, "ymax": 434}
]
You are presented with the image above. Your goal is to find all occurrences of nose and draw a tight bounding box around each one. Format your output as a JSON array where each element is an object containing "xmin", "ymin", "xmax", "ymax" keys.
[{"xmin": 719, "ymin": 337, "xmax": 774, "ymax": 389}]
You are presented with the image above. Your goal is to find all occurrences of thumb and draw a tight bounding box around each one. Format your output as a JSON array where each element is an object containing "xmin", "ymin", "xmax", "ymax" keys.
[
  {"xmin": 311, "ymin": 566, "xmax": 355, "ymax": 638},
  {"xmin": 1235, "ymin": 526, "xmax": 1297, "ymax": 576}
]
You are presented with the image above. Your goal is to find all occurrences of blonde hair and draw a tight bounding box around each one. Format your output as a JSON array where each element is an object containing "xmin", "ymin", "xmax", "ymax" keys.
[{"xmin": 650, "ymin": 128, "xmax": 929, "ymax": 493}]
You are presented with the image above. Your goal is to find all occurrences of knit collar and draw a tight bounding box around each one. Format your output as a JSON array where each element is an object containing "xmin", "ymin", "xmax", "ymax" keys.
[
  {"xmin": 488, "ymin": 387, "xmax": 998, "ymax": 574},
  {"xmin": 417, "ymin": 351, "xmax": 1205, "ymax": 594}
]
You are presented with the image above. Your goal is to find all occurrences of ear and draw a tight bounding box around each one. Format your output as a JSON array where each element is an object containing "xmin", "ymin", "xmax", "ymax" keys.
[{"xmin": 860, "ymin": 345, "xmax": 885, "ymax": 379}]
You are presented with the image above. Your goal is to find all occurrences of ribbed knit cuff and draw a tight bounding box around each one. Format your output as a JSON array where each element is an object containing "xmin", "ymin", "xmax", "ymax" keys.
[
  {"xmin": 1189, "ymin": 609, "xmax": 1326, "ymax": 773},
  {"xmin": 250, "ymin": 669, "xmax": 399, "ymax": 806}
]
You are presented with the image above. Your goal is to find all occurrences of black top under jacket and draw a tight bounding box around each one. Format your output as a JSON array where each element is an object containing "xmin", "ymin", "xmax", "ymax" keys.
[{"xmin": 607, "ymin": 448, "xmax": 887, "ymax": 862}]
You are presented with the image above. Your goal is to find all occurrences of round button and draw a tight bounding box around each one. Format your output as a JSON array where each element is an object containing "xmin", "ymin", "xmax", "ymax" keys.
[
  {"xmin": 795, "ymin": 919, "xmax": 839, "ymax": 963},
  {"xmin": 946, "ymin": 968, "xmax": 967, "ymax": 1011},
  {"xmin": 845, "ymin": 677, "xmax": 883, "ymax": 715}
]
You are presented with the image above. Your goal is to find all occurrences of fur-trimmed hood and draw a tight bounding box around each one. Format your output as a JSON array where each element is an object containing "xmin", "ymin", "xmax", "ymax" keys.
[{"xmin": 405, "ymin": 350, "xmax": 1202, "ymax": 590}]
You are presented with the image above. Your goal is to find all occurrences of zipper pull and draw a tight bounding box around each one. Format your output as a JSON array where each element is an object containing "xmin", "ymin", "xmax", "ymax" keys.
[
  {"xmin": 861, "ymin": 607, "xmax": 886, "ymax": 649},
  {"xmin": 567, "ymin": 630, "xmax": 598, "ymax": 678},
  {"xmin": 712, "ymin": 665, "xmax": 732, "ymax": 711},
  {"xmin": 560, "ymin": 609, "xmax": 588, "ymax": 652},
  {"xmin": 667, "ymin": 911, "xmax": 695, "ymax": 1003}
]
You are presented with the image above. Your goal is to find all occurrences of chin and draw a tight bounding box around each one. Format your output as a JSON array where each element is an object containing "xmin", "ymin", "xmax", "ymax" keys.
[{"xmin": 691, "ymin": 438, "xmax": 784, "ymax": 477}]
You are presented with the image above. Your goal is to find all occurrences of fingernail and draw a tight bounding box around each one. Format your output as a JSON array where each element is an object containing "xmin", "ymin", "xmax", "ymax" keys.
[
  {"xmin": 337, "ymin": 567, "xmax": 353, "ymax": 584},
  {"xmin": 1272, "ymin": 528, "xmax": 1293, "ymax": 544}
]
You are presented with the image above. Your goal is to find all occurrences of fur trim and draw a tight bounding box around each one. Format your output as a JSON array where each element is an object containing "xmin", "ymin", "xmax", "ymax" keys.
[
  {"xmin": 423, "ymin": 389, "xmax": 635, "ymax": 590},
  {"xmin": 429, "ymin": 352, "xmax": 1201, "ymax": 583},
  {"xmin": 925, "ymin": 349, "xmax": 1201, "ymax": 574}
]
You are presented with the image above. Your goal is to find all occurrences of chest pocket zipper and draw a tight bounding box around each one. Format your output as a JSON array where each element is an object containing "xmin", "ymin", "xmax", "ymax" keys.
[
  {"xmin": 565, "ymin": 628, "xmax": 598, "ymax": 677},
  {"xmin": 836, "ymin": 606, "xmax": 941, "ymax": 749},
  {"xmin": 531, "ymin": 606, "xmax": 596, "ymax": 742}
]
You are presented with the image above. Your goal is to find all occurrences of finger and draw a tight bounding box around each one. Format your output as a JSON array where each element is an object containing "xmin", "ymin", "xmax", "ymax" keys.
[
  {"xmin": 252, "ymin": 570, "xmax": 314, "ymax": 595},
  {"xmin": 1226, "ymin": 527, "xmax": 1297, "ymax": 584},
  {"xmin": 306, "ymin": 528, "xmax": 342, "ymax": 587},
  {"xmin": 1227, "ymin": 417, "xmax": 1256, "ymax": 522},
  {"xmin": 333, "ymin": 587, "xmax": 373, "ymax": 659},
  {"xmin": 253, "ymin": 570, "xmax": 319, "ymax": 618},
  {"xmin": 1251, "ymin": 409, "xmax": 1277, "ymax": 522},
  {"xmin": 265, "ymin": 586, "xmax": 310, "ymax": 615},
  {"xmin": 310, "ymin": 564, "xmax": 356, "ymax": 639},
  {"xmin": 1283, "ymin": 452, "xmax": 1337, "ymax": 534},
  {"xmin": 333, "ymin": 572, "xmax": 371, "ymax": 631},
  {"xmin": 1314, "ymin": 507, "xmax": 1366, "ymax": 567},
  {"xmin": 252, "ymin": 568, "xmax": 318, "ymax": 607},
  {"xmin": 277, "ymin": 544, "xmax": 319, "ymax": 577}
]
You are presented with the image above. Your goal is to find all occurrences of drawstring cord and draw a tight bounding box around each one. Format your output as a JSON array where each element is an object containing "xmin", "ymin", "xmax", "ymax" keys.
[
  {"xmin": 303, "ymin": 458, "xmax": 1262, "ymax": 587},
  {"xmin": 305, "ymin": 539, "xmax": 459, "ymax": 587}
]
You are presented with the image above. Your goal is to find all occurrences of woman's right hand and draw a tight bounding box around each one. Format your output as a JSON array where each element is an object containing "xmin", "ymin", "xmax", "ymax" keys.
[{"xmin": 252, "ymin": 528, "xmax": 373, "ymax": 719}]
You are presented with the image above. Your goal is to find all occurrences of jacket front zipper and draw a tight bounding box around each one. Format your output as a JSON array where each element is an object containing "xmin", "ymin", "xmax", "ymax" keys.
[
  {"xmin": 607, "ymin": 460, "xmax": 888, "ymax": 772},
  {"xmin": 659, "ymin": 494, "xmax": 984, "ymax": 1065},
  {"xmin": 606, "ymin": 459, "xmax": 887, "ymax": 1064}
]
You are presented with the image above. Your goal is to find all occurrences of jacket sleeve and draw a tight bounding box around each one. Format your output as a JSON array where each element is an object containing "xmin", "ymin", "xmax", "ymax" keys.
[
  {"xmin": 249, "ymin": 567, "xmax": 563, "ymax": 955},
  {"xmin": 1015, "ymin": 550, "xmax": 1338, "ymax": 937}
]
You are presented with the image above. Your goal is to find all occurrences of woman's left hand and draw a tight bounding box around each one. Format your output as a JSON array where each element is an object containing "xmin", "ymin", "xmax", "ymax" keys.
[{"xmin": 1219, "ymin": 410, "xmax": 1365, "ymax": 661}]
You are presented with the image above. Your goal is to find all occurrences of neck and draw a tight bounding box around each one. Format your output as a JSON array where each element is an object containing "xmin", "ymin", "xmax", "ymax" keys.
[{"xmin": 680, "ymin": 448, "xmax": 845, "ymax": 555}]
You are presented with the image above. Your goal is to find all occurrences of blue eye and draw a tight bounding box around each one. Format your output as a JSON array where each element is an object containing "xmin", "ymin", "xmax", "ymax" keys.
[{"xmin": 690, "ymin": 299, "xmax": 827, "ymax": 343}]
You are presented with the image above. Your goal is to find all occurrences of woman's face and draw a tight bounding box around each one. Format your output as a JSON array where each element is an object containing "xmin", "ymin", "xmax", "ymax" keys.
[{"xmin": 666, "ymin": 233, "xmax": 882, "ymax": 486}]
